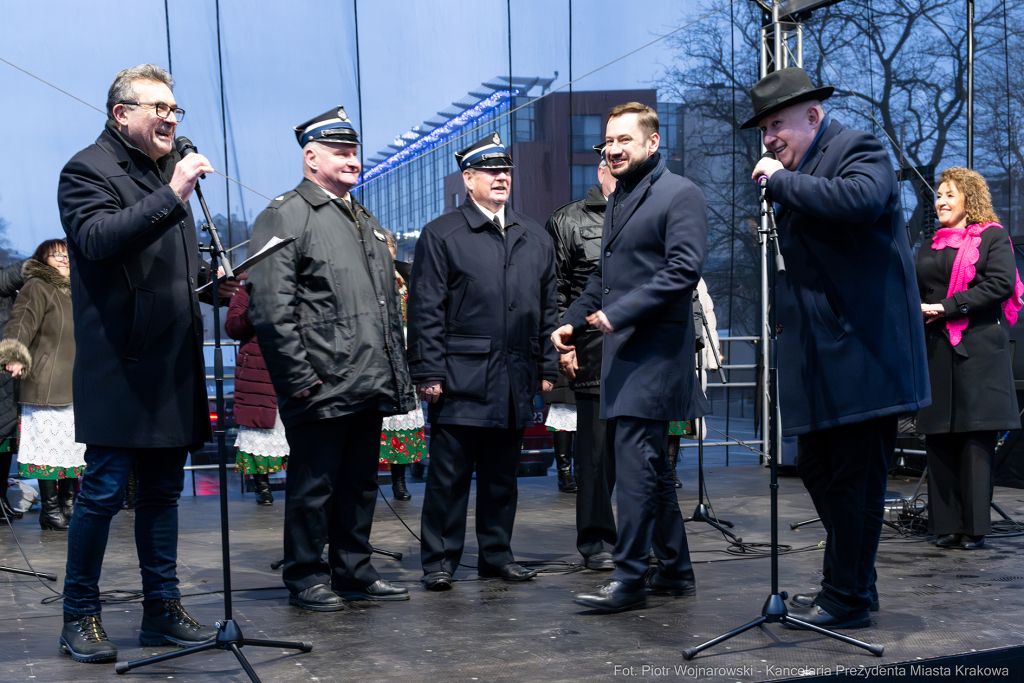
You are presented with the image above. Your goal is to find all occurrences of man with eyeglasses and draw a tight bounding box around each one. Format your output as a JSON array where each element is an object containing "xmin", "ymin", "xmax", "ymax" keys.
[
  {"xmin": 57, "ymin": 63, "xmax": 243, "ymax": 663},
  {"xmin": 407, "ymin": 132, "xmax": 559, "ymax": 591}
]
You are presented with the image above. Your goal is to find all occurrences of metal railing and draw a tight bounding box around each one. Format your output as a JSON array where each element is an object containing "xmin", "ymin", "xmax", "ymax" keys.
[{"xmin": 685, "ymin": 335, "xmax": 763, "ymax": 463}]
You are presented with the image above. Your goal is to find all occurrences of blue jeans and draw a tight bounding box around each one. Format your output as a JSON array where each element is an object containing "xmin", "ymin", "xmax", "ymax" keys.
[{"xmin": 63, "ymin": 446, "xmax": 188, "ymax": 616}]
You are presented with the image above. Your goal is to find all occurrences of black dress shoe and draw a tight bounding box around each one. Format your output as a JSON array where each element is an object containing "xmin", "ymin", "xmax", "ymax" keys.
[
  {"xmin": 584, "ymin": 551, "xmax": 615, "ymax": 571},
  {"xmin": 423, "ymin": 571, "xmax": 453, "ymax": 591},
  {"xmin": 60, "ymin": 614, "xmax": 117, "ymax": 663},
  {"xmin": 337, "ymin": 579, "xmax": 410, "ymax": 601},
  {"xmin": 575, "ymin": 580, "xmax": 647, "ymax": 613},
  {"xmin": 933, "ymin": 533, "xmax": 961, "ymax": 548},
  {"xmin": 644, "ymin": 568, "xmax": 696, "ymax": 596},
  {"xmin": 783, "ymin": 604, "xmax": 870, "ymax": 630},
  {"xmin": 960, "ymin": 535, "xmax": 985, "ymax": 549},
  {"xmin": 479, "ymin": 563, "xmax": 538, "ymax": 581},
  {"xmin": 139, "ymin": 599, "xmax": 218, "ymax": 647},
  {"xmin": 289, "ymin": 584, "xmax": 346, "ymax": 612},
  {"xmin": 789, "ymin": 592, "xmax": 879, "ymax": 613}
]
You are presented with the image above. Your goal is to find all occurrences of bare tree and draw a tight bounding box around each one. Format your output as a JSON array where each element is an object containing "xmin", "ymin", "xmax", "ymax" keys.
[{"xmin": 657, "ymin": 0, "xmax": 1023, "ymax": 332}]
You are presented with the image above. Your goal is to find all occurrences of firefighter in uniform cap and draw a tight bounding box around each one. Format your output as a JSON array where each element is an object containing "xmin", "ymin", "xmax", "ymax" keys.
[
  {"xmin": 407, "ymin": 132, "xmax": 560, "ymax": 590},
  {"xmin": 247, "ymin": 106, "xmax": 417, "ymax": 611}
]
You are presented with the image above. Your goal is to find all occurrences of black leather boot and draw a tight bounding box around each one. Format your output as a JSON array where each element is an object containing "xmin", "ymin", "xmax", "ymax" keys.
[
  {"xmin": 60, "ymin": 613, "xmax": 117, "ymax": 663},
  {"xmin": 38, "ymin": 480, "xmax": 69, "ymax": 530},
  {"xmin": 253, "ymin": 473, "xmax": 274, "ymax": 506},
  {"xmin": 0, "ymin": 452, "xmax": 21, "ymax": 519},
  {"xmin": 0, "ymin": 492, "xmax": 21, "ymax": 520},
  {"xmin": 58, "ymin": 477, "xmax": 78, "ymax": 521},
  {"xmin": 667, "ymin": 435, "xmax": 682, "ymax": 488},
  {"xmin": 391, "ymin": 464, "xmax": 412, "ymax": 501},
  {"xmin": 554, "ymin": 431, "xmax": 577, "ymax": 493}
]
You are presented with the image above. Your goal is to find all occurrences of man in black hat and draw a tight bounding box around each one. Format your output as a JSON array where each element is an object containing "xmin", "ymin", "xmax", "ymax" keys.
[
  {"xmin": 745, "ymin": 68, "xmax": 929, "ymax": 629},
  {"xmin": 552, "ymin": 102, "xmax": 709, "ymax": 613},
  {"xmin": 407, "ymin": 132, "xmax": 559, "ymax": 591},
  {"xmin": 546, "ymin": 143, "xmax": 619, "ymax": 571},
  {"xmin": 248, "ymin": 106, "xmax": 417, "ymax": 611}
]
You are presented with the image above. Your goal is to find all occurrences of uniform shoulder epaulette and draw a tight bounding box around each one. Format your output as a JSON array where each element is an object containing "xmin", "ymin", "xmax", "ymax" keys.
[{"xmin": 268, "ymin": 190, "xmax": 298, "ymax": 209}]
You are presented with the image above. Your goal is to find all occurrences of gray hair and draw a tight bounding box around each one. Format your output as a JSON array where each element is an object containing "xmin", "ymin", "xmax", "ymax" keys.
[
  {"xmin": 106, "ymin": 64, "xmax": 174, "ymax": 122},
  {"xmin": 379, "ymin": 228, "xmax": 397, "ymax": 249},
  {"xmin": 598, "ymin": 158, "xmax": 608, "ymax": 170}
]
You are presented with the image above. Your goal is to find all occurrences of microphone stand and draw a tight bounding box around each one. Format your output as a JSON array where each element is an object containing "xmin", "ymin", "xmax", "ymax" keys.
[
  {"xmin": 117, "ymin": 178, "xmax": 312, "ymax": 680},
  {"xmin": 684, "ymin": 300, "xmax": 741, "ymax": 542},
  {"xmin": 682, "ymin": 181, "xmax": 883, "ymax": 661}
]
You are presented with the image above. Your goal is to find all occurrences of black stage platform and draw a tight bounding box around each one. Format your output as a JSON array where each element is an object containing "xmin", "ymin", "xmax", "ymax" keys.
[{"xmin": 3, "ymin": 465, "xmax": 1024, "ymax": 682}]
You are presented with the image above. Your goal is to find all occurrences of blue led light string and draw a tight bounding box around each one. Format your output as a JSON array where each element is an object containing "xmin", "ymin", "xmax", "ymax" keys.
[
  {"xmin": 354, "ymin": 0, "xmax": 741, "ymax": 192},
  {"xmin": 359, "ymin": 89, "xmax": 518, "ymax": 184}
]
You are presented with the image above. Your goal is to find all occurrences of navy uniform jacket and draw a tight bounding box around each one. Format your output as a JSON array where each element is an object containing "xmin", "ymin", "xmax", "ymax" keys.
[
  {"xmin": 407, "ymin": 201, "xmax": 560, "ymax": 430},
  {"xmin": 765, "ymin": 119, "xmax": 930, "ymax": 436},
  {"xmin": 57, "ymin": 124, "xmax": 212, "ymax": 450},
  {"xmin": 562, "ymin": 153, "xmax": 710, "ymax": 422}
]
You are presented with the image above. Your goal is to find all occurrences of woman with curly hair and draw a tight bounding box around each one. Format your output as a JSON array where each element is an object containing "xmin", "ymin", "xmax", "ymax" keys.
[
  {"xmin": 916, "ymin": 167, "xmax": 1023, "ymax": 550},
  {"xmin": 0, "ymin": 239, "xmax": 85, "ymax": 530}
]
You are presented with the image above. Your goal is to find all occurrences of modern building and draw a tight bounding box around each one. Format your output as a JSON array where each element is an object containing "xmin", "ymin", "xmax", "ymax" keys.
[{"xmin": 356, "ymin": 75, "xmax": 688, "ymax": 256}]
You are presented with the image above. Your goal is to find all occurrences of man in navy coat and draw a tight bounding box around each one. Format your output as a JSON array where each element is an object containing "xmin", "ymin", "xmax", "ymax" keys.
[
  {"xmin": 407, "ymin": 133, "xmax": 559, "ymax": 590},
  {"xmin": 746, "ymin": 68, "xmax": 930, "ymax": 629},
  {"xmin": 553, "ymin": 103, "xmax": 710, "ymax": 613}
]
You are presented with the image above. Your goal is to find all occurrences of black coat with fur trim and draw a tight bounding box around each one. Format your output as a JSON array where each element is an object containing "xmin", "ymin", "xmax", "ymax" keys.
[{"xmin": 0, "ymin": 260, "xmax": 74, "ymax": 406}]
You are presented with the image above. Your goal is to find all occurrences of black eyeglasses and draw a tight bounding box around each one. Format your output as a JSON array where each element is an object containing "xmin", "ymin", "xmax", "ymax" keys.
[{"xmin": 119, "ymin": 101, "xmax": 185, "ymax": 122}]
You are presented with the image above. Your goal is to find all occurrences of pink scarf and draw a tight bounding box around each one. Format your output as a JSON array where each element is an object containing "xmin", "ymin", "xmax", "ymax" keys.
[{"xmin": 931, "ymin": 221, "xmax": 1024, "ymax": 346}]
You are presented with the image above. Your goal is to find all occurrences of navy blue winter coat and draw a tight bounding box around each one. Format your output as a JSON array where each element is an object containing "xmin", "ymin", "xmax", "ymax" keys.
[
  {"xmin": 406, "ymin": 201, "xmax": 560, "ymax": 430},
  {"xmin": 562, "ymin": 153, "xmax": 710, "ymax": 422},
  {"xmin": 765, "ymin": 119, "xmax": 930, "ymax": 436}
]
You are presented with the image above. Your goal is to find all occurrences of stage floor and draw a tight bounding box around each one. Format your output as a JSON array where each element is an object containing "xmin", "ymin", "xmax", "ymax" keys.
[{"xmin": 2, "ymin": 464, "xmax": 1024, "ymax": 682}]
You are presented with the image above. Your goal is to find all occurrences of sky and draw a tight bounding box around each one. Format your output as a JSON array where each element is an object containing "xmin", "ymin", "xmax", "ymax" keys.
[{"xmin": 0, "ymin": 0, "xmax": 695, "ymax": 255}]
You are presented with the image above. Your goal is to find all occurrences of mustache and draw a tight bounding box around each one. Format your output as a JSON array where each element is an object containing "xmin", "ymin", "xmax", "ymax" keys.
[{"xmin": 491, "ymin": 182, "xmax": 508, "ymax": 189}]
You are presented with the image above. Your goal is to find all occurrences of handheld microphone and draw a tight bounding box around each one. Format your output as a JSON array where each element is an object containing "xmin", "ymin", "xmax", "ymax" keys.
[
  {"xmin": 175, "ymin": 136, "xmax": 206, "ymax": 179},
  {"xmin": 756, "ymin": 150, "xmax": 776, "ymax": 188}
]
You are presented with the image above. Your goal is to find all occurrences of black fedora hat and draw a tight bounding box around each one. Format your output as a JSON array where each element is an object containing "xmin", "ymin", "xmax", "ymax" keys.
[{"xmin": 740, "ymin": 67, "xmax": 833, "ymax": 130}]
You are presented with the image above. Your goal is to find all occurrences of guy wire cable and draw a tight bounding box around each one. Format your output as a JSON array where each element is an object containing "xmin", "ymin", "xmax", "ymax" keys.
[
  {"xmin": 798, "ymin": 25, "xmax": 937, "ymax": 196},
  {"xmin": 704, "ymin": 423, "xmax": 768, "ymax": 459},
  {"xmin": 349, "ymin": 0, "xmax": 745, "ymax": 190},
  {"xmin": 0, "ymin": 2, "xmax": 741, "ymax": 202},
  {"xmin": 0, "ymin": 56, "xmax": 272, "ymax": 204}
]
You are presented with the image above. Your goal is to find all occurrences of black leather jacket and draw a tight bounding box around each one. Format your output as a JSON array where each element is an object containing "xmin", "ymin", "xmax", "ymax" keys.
[{"xmin": 545, "ymin": 185, "xmax": 607, "ymax": 394}]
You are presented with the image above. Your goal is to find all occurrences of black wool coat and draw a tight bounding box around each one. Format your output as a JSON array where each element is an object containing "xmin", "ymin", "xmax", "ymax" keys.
[
  {"xmin": 407, "ymin": 201, "xmax": 560, "ymax": 430},
  {"xmin": 915, "ymin": 225, "xmax": 1020, "ymax": 434},
  {"xmin": 562, "ymin": 153, "xmax": 710, "ymax": 422},
  {"xmin": 546, "ymin": 185, "xmax": 607, "ymax": 397},
  {"xmin": 248, "ymin": 180, "xmax": 416, "ymax": 429},
  {"xmin": 765, "ymin": 119, "xmax": 930, "ymax": 436},
  {"xmin": 58, "ymin": 124, "xmax": 212, "ymax": 450}
]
